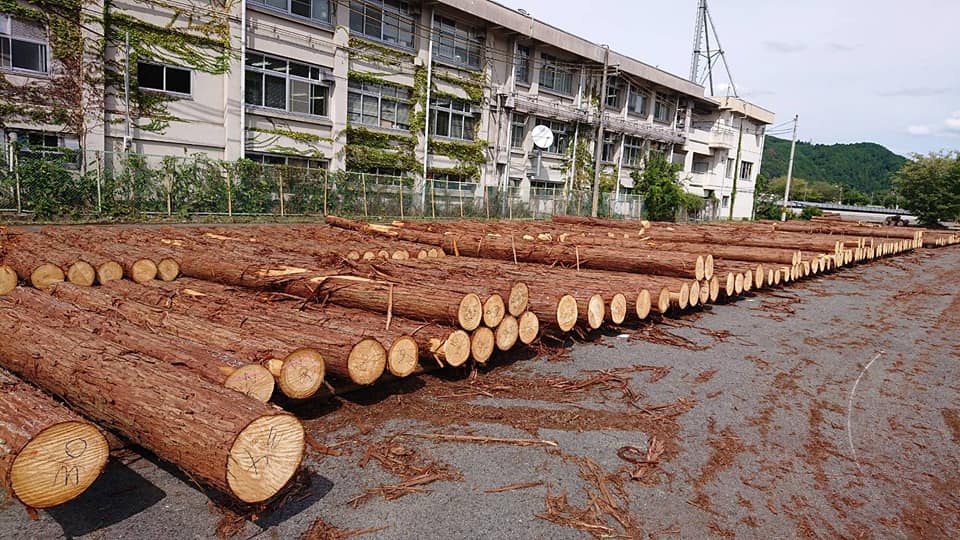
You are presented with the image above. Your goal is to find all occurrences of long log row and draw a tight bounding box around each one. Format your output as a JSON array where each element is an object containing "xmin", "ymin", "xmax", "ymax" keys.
[
  {"xmin": 0, "ymin": 299, "xmax": 306, "ymax": 504},
  {"xmin": 40, "ymin": 228, "xmax": 162, "ymax": 283},
  {"xmin": 2, "ymin": 234, "xmax": 107, "ymax": 286},
  {"xmin": 0, "ymin": 367, "xmax": 110, "ymax": 509}
]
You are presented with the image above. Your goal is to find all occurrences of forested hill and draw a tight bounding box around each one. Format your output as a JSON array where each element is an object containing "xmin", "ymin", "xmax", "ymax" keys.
[{"xmin": 760, "ymin": 136, "xmax": 907, "ymax": 193}]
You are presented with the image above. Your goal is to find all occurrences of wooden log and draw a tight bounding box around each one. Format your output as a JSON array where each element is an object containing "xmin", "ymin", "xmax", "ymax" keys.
[
  {"xmin": 3, "ymin": 246, "xmax": 65, "ymax": 290},
  {"xmin": 327, "ymin": 217, "xmax": 705, "ymax": 281},
  {"xmin": 483, "ymin": 294, "xmax": 506, "ymax": 328},
  {"xmin": 0, "ymin": 367, "xmax": 109, "ymax": 509},
  {"xmin": 4, "ymin": 234, "xmax": 103, "ymax": 286},
  {"xmin": 0, "ymin": 301, "xmax": 305, "ymax": 504},
  {"xmin": 44, "ymin": 282, "xmax": 325, "ymax": 400},
  {"xmin": 9, "ymin": 286, "xmax": 276, "ymax": 403},
  {"xmin": 39, "ymin": 228, "xmax": 157, "ymax": 283},
  {"xmin": 495, "ymin": 315, "xmax": 519, "ymax": 351},
  {"xmin": 0, "ymin": 265, "xmax": 16, "ymax": 296},
  {"xmin": 471, "ymin": 327, "xmax": 495, "ymax": 364}
]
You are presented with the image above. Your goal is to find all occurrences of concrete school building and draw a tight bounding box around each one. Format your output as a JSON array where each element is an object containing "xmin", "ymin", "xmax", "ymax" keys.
[{"xmin": 0, "ymin": 0, "xmax": 774, "ymax": 219}]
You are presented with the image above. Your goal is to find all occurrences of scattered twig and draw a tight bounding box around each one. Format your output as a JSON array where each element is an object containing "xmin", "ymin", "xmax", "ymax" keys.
[
  {"xmin": 403, "ymin": 432, "xmax": 558, "ymax": 447},
  {"xmin": 484, "ymin": 481, "xmax": 544, "ymax": 493}
]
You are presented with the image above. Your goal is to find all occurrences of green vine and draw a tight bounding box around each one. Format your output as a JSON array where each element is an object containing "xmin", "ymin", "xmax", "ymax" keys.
[
  {"xmin": 343, "ymin": 127, "xmax": 418, "ymax": 173},
  {"xmin": 348, "ymin": 36, "xmax": 414, "ymax": 66},
  {"xmin": 429, "ymin": 139, "xmax": 486, "ymax": 164},
  {"xmin": 428, "ymin": 166, "xmax": 480, "ymax": 180},
  {"xmin": 433, "ymin": 73, "xmax": 484, "ymax": 104},
  {"xmin": 347, "ymin": 70, "xmax": 413, "ymax": 91},
  {"xmin": 408, "ymin": 65, "xmax": 428, "ymax": 137},
  {"xmin": 253, "ymin": 127, "xmax": 324, "ymax": 144}
]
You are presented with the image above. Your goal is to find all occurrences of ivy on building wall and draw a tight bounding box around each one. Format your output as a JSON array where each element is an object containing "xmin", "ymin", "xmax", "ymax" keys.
[
  {"xmin": 347, "ymin": 36, "xmax": 414, "ymax": 66},
  {"xmin": 342, "ymin": 126, "xmax": 418, "ymax": 172},
  {"xmin": 249, "ymin": 126, "xmax": 328, "ymax": 159}
]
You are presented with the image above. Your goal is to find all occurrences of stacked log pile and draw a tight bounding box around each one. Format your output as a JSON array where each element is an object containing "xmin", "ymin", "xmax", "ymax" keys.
[{"xmin": 0, "ymin": 214, "xmax": 954, "ymax": 510}]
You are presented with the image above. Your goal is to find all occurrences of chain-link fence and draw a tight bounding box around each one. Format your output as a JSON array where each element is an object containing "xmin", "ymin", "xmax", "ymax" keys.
[{"xmin": 0, "ymin": 149, "xmax": 648, "ymax": 221}]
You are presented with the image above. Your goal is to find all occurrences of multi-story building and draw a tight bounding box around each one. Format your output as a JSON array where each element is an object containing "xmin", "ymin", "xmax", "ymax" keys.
[{"xmin": 0, "ymin": 0, "xmax": 773, "ymax": 218}]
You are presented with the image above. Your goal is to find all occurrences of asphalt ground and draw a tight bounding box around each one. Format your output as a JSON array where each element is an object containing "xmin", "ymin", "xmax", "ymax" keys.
[{"xmin": 1, "ymin": 247, "xmax": 958, "ymax": 539}]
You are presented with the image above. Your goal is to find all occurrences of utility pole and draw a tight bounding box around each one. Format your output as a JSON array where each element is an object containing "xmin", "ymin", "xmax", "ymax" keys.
[
  {"xmin": 781, "ymin": 114, "xmax": 798, "ymax": 221},
  {"xmin": 591, "ymin": 45, "xmax": 610, "ymax": 217},
  {"xmin": 728, "ymin": 115, "xmax": 744, "ymax": 220},
  {"xmin": 124, "ymin": 31, "xmax": 131, "ymax": 150}
]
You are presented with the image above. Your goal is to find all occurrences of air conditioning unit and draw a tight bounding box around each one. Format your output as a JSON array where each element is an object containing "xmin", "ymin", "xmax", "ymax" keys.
[
  {"xmin": 470, "ymin": 104, "xmax": 483, "ymax": 115},
  {"xmin": 504, "ymin": 95, "xmax": 516, "ymax": 109}
]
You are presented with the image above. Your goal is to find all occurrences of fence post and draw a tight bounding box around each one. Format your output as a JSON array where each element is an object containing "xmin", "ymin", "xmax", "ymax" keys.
[
  {"xmin": 484, "ymin": 186, "xmax": 490, "ymax": 219},
  {"xmin": 430, "ymin": 178, "xmax": 436, "ymax": 219},
  {"xmin": 165, "ymin": 167, "xmax": 172, "ymax": 217},
  {"xmin": 322, "ymin": 170, "xmax": 328, "ymax": 216},
  {"xmin": 95, "ymin": 151, "xmax": 103, "ymax": 214},
  {"xmin": 278, "ymin": 167, "xmax": 285, "ymax": 216},
  {"xmin": 398, "ymin": 176, "xmax": 404, "ymax": 219},
  {"xmin": 458, "ymin": 183, "xmax": 464, "ymax": 218},
  {"xmin": 11, "ymin": 142, "xmax": 21, "ymax": 214},
  {"xmin": 361, "ymin": 173, "xmax": 368, "ymax": 218},
  {"xmin": 226, "ymin": 165, "xmax": 233, "ymax": 218},
  {"xmin": 508, "ymin": 186, "xmax": 513, "ymax": 220}
]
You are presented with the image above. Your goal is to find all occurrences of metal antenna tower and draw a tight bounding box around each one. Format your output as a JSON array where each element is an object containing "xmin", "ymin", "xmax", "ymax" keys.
[{"xmin": 688, "ymin": 0, "xmax": 737, "ymax": 97}]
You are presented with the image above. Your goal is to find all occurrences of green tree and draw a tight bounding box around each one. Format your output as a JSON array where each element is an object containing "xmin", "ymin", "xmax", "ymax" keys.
[
  {"xmin": 631, "ymin": 154, "xmax": 702, "ymax": 221},
  {"xmin": 799, "ymin": 206, "xmax": 823, "ymax": 220},
  {"xmin": 893, "ymin": 151, "xmax": 960, "ymax": 227}
]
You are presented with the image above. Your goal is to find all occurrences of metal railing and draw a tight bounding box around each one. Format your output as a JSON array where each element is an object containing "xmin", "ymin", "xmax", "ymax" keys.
[{"xmin": 0, "ymin": 150, "xmax": 654, "ymax": 221}]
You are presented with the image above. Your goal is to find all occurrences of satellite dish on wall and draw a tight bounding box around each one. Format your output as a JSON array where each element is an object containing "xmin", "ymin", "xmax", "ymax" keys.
[{"xmin": 531, "ymin": 125, "xmax": 554, "ymax": 149}]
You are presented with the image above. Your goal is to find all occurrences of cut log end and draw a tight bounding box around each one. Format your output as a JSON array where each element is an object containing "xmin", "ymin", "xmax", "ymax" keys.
[
  {"xmin": 518, "ymin": 311, "xmax": 539, "ymax": 345},
  {"xmin": 708, "ymin": 276, "xmax": 720, "ymax": 303},
  {"xmin": 704, "ymin": 254, "xmax": 715, "ymax": 280},
  {"xmin": 227, "ymin": 413, "xmax": 305, "ymax": 504},
  {"xmin": 443, "ymin": 330, "xmax": 471, "ymax": 367},
  {"xmin": 724, "ymin": 273, "xmax": 736, "ymax": 298},
  {"xmin": 656, "ymin": 288, "xmax": 671, "ymax": 315},
  {"xmin": 482, "ymin": 294, "xmax": 506, "ymax": 328},
  {"xmin": 635, "ymin": 290, "xmax": 652, "ymax": 321},
  {"xmin": 754, "ymin": 265, "xmax": 765, "ymax": 289},
  {"xmin": 347, "ymin": 250, "xmax": 361, "ymax": 261},
  {"xmin": 387, "ymin": 336, "xmax": 419, "ymax": 378},
  {"xmin": 556, "ymin": 295, "xmax": 579, "ymax": 333},
  {"xmin": 471, "ymin": 327, "xmax": 495, "ymax": 364},
  {"xmin": 742, "ymin": 271, "xmax": 753, "ymax": 292},
  {"xmin": 689, "ymin": 281, "xmax": 701, "ymax": 308},
  {"xmin": 30, "ymin": 263, "xmax": 65, "ymax": 290},
  {"xmin": 695, "ymin": 255, "xmax": 705, "ymax": 281},
  {"xmin": 734, "ymin": 273, "xmax": 744, "ymax": 295},
  {"xmin": 495, "ymin": 315, "xmax": 519, "ymax": 351},
  {"xmin": 587, "ymin": 294, "xmax": 605, "ymax": 329},
  {"xmin": 224, "ymin": 364, "xmax": 276, "ymax": 403},
  {"xmin": 672, "ymin": 283, "xmax": 691, "ymax": 311},
  {"xmin": 10, "ymin": 421, "xmax": 110, "ymax": 509},
  {"xmin": 416, "ymin": 250, "xmax": 428, "ymax": 259},
  {"xmin": 278, "ymin": 348, "xmax": 326, "ymax": 399},
  {"xmin": 699, "ymin": 281, "xmax": 710, "ymax": 305},
  {"xmin": 348, "ymin": 338, "xmax": 387, "ymax": 385},
  {"xmin": 1, "ymin": 265, "xmax": 18, "ymax": 295},
  {"xmin": 458, "ymin": 293, "xmax": 483, "ymax": 331},
  {"xmin": 96, "ymin": 261, "xmax": 124, "ymax": 284},
  {"xmin": 129, "ymin": 259, "xmax": 158, "ymax": 283},
  {"xmin": 157, "ymin": 258, "xmax": 181, "ymax": 282},
  {"xmin": 508, "ymin": 282, "xmax": 529, "ymax": 317},
  {"xmin": 609, "ymin": 293, "xmax": 627, "ymax": 325},
  {"xmin": 66, "ymin": 261, "xmax": 96, "ymax": 287}
]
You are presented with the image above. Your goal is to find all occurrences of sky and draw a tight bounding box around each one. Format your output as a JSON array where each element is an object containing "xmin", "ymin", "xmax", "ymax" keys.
[{"xmin": 496, "ymin": 0, "xmax": 960, "ymax": 157}]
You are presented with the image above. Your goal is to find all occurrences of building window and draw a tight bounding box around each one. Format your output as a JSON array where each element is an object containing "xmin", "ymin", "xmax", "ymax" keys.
[
  {"xmin": 692, "ymin": 156, "xmax": 710, "ymax": 174},
  {"xmin": 428, "ymin": 172, "xmax": 475, "ymax": 190},
  {"xmin": 740, "ymin": 161, "xmax": 753, "ymax": 180},
  {"xmin": 0, "ymin": 15, "xmax": 48, "ymax": 74},
  {"xmin": 247, "ymin": 153, "xmax": 328, "ymax": 170},
  {"xmin": 511, "ymin": 114, "xmax": 527, "ymax": 149},
  {"xmin": 721, "ymin": 195, "xmax": 729, "ymax": 208},
  {"xmin": 433, "ymin": 15, "xmax": 482, "ymax": 69},
  {"xmin": 654, "ymin": 94, "xmax": 673, "ymax": 124},
  {"xmin": 245, "ymin": 53, "xmax": 329, "ymax": 117},
  {"xmin": 601, "ymin": 132, "xmax": 617, "ymax": 162},
  {"xmin": 249, "ymin": 0, "xmax": 332, "ymax": 23},
  {"xmin": 540, "ymin": 53, "xmax": 575, "ymax": 95},
  {"xmin": 430, "ymin": 96, "xmax": 475, "ymax": 141},
  {"xmin": 623, "ymin": 136, "xmax": 644, "ymax": 167},
  {"xmin": 627, "ymin": 87, "xmax": 648, "ymax": 117},
  {"xmin": 137, "ymin": 62, "xmax": 191, "ymax": 95},
  {"xmin": 534, "ymin": 118, "xmax": 570, "ymax": 155},
  {"xmin": 515, "ymin": 45, "xmax": 530, "ymax": 84},
  {"xmin": 349, "ymin": 0, "xmax": 415, "ymax": 49},
  {"xmin": 347, "ymin": 78, "xmax": 411, "ymax": 130},
  {"xmin": 605, "ymin": 77, "xmax": 626, "ymax": 109}
]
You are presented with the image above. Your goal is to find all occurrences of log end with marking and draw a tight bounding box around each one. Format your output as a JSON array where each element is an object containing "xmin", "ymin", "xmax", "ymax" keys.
[
  {"xmin": 655, "ymin": 288, "xmax": 671, "ymax": 315},
  {"xmin": 556, "ymin": 295, "xmax": 578, "ymax": 333},
  {"xmin": 482, "ymin": 294, "xmax": 506, "ymax": 328},
  {"xmin": 587, "ymin": 294, "xmax": 605, "ymax": 329},
  {"xmin": 129, "ymin": 259, "xmax": 158, "ymax": 283},
  {"xmin": 495, "ymin": 315, "xmax": 519, "ymax": 351},
  {"xmin": 704, "ymin": 254, "xmax": 714, "ymax": 280},
  {"xmin": 224, "ymin": 364, "xmax": 276, "ymax": 403},
  {"xmin": 708, "ymin": 276, "xmax": 720, "ymax": 303},
  {"xmin": 458, "ymin": 293, "xmax": 483, "ymax": 331},
  {"xmin": 1, "ymin": 265, "xmax": 18, "ymax": 295},
  {"xmin": 348, "ymin": 338, "xmax": 387, "ymax": 385},
  {"xmin": 277, "ymin": 348, "xmax": 326, "ymax": 399},
  {"xmin": 442, "ymin": 330, "xmax": 471, "ymax": 367},
  {"xmin": 689, "ymin": 281, "xmax": 701, "ymax": 308},
  {"xmin": 609, "ymin": 293, "xmax": 627, "ymax": 325},
  {"xmin": 96, "ymin": 261, "xmax": 124, "ymax": 284},
  {"xmin": 694, "ymin": 255, "xmax": 705, "ymax": 281},
  {"xmin": 734, "ymin": 273, "xmax": 744, "ymax": 295},
  {"xmin": 471, "ymin": 327, "xmax": 495, "ymax": 364},
  {"xmin": 699, "ymin": 281, "xmax": 710, "ymax": 305},
  {"xmin": 724, "ymin": 273, "xmax": 736, "ymax": 298},
  {"xmin": 387, "ymin": 336, "xmax": 419, "ymax": 378},
  {"xmin": 518, "ymin": 311, "xmax": 539, "ymax": 345},
  {"xmin": 226, "ymin": 413, "xmax": 304, "ymax": 504},
  {"xmin": 742, "ymin": 271, "xmax": 753, "ymax": 293},
  {"xmin": 30, "ymin": 263, "xmax": 65, "ymax": 290},
  {"xmin": 10, "ymin": 421, "xmax": 109, "ymax": 509},
  {"xmin": 157, "ymin": 258, "xmax": 181, "ymax": 282},
  {"xmin": 635, "ymin": 290, "xmax": 652, "ymax": 321},
  {"xmin": 508, "ymin": 282, "xmax": 529, "ymax": 317},
  {"xmin": 754, "ymin": 265, "xmax": 765, "ymax": 289},
  {"xmin": 66, "ymin": 261, "xmax": 96, "ymax": 287},
  {"xmin": 670, "ymin": 283, "xmax": 691, "ymax": 311}
]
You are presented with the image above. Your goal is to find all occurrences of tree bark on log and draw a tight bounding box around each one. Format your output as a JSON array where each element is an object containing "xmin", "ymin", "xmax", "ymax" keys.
[
  {"xmin": 44, "ymin": 282, "xmax": 325, "ymax": 400},
  {"xmin": 39, "ymin": 228, "xmax": 158, "ymax": 283},
  {"xmin": 0, "ymin": 265, "xmax": 16, "ymax": 296},
  {"xmin": 2, "ymin": 246, "xmax": 65, "ymax": 289},
  {"xmin": 7, "ymin": 287, "xmax": 276, "ymax": 403},
  {"xmin": 0, "ymin": 367, "xmax": 109, "ymax": 509},
  {"xmin": 0, "ymin": 300, "xmax": 305, "ymax": 504}
]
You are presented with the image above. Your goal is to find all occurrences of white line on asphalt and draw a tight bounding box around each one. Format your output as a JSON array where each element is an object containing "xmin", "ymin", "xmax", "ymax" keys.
[{"xmin": 846, "ymin": 350, "xmax": 885, "ymax": 472}]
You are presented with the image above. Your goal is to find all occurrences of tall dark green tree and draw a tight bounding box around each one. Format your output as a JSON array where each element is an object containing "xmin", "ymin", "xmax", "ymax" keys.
[
  {"xmin": 893, "ymin": 151, "xmax": 960, "ymax": 227},
  {"xmin": 632, "ymin": 154, "xmax": 702, "ymax": 221}
]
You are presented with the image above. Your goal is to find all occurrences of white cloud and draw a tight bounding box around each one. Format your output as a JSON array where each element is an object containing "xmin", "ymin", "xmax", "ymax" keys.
[
  {"xmin": 945, "ymin": 111, "xmax": 960, "ymax": 131},
  {"xmin": 907, "ymin": 125, "xmax": 933, "ymax": 135}
]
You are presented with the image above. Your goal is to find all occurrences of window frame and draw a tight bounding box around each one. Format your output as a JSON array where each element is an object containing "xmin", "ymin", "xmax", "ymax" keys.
[
  {"xmin": 136, "ymin": 61, "xmax": 193, "ymax": 96},
  {"xmin": 627, "ymin": 87, "xmax": 648, "ymax": 117},
  {"xmin": 739, "ymin": 161, "xmax": 753, "ymax": 180},
  {"xmin": 429, "ymin": 95, "xmax": 476, "ymax": 141},
  {"xmin": 246, "ymin": 152, "xmax": 328, "ymax": 170},
  {"xmin": 510, "ymin": 113, "xmax": 527, "ymax": 149},
  {"xmin": 349, "ymin": 0, "xmax": 416, "ymax": 50},
  {"xmin": 653, "ymin": 94, "xmax": 674, "ymax": 124},
  {"xmin": 623, "ymin": 135, "xmax": 644, "ymax": 167},
  {"xmin": 248, "ymin": 0, "xmax": 333, "ymax": 25},
  {"xmin": 600, "ymin": 131, "xmax": 617, "ymax": 163},
  {"xmin": 539, "ymin": 53, "xmax": 575, "ymax": 96},
  {"xmin": 0, "ymin": 16, "xmax": 49, "ymax": 75},
  {"xmin": 515, "ymin": 45, "xmax": 530, "ymax": 85},
  {"xmin": 244, "ymin": 52, "xmax": 330, "ymax": 118},
  {"xmin": 347, "ymin": 78, "xmax": 412, "ymax": 130},
  {"xmin": 432, "ymin": 15, "xmax": 483, "ymax": 70},
  {"xmin": 605, "ymin": 77, "xmax": 626, "ymax": 109}
]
